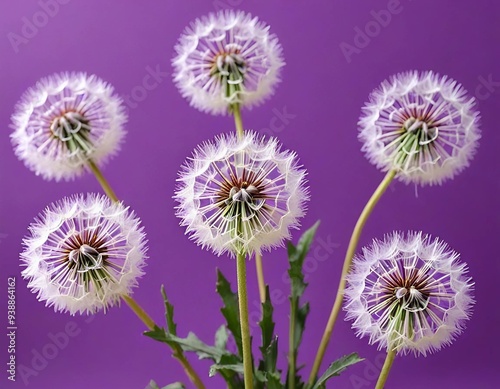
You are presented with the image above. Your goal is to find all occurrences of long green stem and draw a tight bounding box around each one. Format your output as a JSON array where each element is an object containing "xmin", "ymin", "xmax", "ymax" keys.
[
  {"xmin": 87, "ymin": 159, "xmax": 119, "ymax": 202},
  {"xmin": 89, "ymin": 161, "xmax": 206, "ymax": 389},
  {"xmin": 375, "ymin": 348, "xmax": 397, "ymax": 389},
  {"xmin": 288, "ymin": 301, "xmax": 297, "ymax": 389},
  {"xmin": 236, "ymin": 252, "xmax": 253, "ymax": 388},
  {"xmin": 308, "ymin": 169, "xmax": 397, "ymax": 385}
]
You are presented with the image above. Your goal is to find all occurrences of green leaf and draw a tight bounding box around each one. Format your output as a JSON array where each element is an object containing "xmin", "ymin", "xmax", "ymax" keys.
[
  {"xmin": 258, "ymin": 287, "xmax": 275, "ymax": 362},
  {"xmin": 257, "ymin": 288, "xmax": 280, "ymax": 386},
  {"xmin": 175, "ymin": 332, "xmax": 229, "ymax": 362},
  {"xmin": 147, "ymin": 286, "xmax": 244, "ymax": 388},
  {"xmin": 144, "ymin": 325, "xmax": 170, "ymax": 343},
  {"xmin": 216, "ymin": 269, "xmax": 243, "ymax": 357},
  {"xmin": 312, "ymin": 353, "xmax": 364, "ymax": 389},
  {"xmin": 161, "ymin": 285, "xmax": 177, "ymax": 336},
  {"xmin": 146, "ymin": 326, "xmax": 244, "ymax": 389},
  {"xmin": 288, "ymin": 221, "xmax": 321, "ymax": 299},
  {"xmin": 287, "ymin": 222, "xmax": 320, "ymax": 388},
  {"xmin": 144, "ymin": 328, "xmax": 230, "ymax": 363},
  {"xmin": 260, "ymin": 336, "xmax": 279, "ymax": 375}
]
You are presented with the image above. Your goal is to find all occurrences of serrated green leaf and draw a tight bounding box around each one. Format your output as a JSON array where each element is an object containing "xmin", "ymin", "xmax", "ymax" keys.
[
  {"xmin": 258, "ymin": 287, "xmax": 275, "ymax": 361},
  {"xmin": 177, "ymin": 332, "xmax": 229, "ymax": 362},
  {"xmin": 145, "ymin": 328, "xmax": 242, "ymax": 389},
  {"xmin": 144, "ymin": 328, "xmax": 231, "ymax": 363},
  {"xmin": 148, "ymin": 287, "xmax": 241, "ymax": 388},
  {"xmin": 261, "ymin": 336, "xmax": 278, "ymax": 375},
  {"xmin": 216, "ymin": 269, "xmax": 243, "ymax": 357},
  {"xmin": 287, "ymin": 222, "xmax": 320, "ymax": 389},
  {"xmin": 161, "ymin": 285, "xmax": 177, "ymax": 336},
  {"xmin": 255, "ymin": 283, "xmax": 284, "ymax": 388},
  {"xmin": 288, "ymin": 221, "xmax": 320, "ymax": 299},
  {"xmin": 215, "ymin": 325, "xmax": 229, "ymax": 350},
  {"xmin": 288, "ymin": 221, "xmax": 320, "ymax": 264},
  {"xmin": 312, "ymin": 353, "xmax": 364, "ymax": 389},
  {"xmin": 144, "ymin": 325, "xmax": 169, "ymax": 343}
]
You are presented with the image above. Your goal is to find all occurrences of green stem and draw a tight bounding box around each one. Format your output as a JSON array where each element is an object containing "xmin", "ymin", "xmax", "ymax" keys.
[
  {"xmin": 236, "ymin": 252, "xmax": 253, "ymax": 388},
  {"xmin": 375, "ymin": 348, "xmax": 397, "ymax": 389},
  {"xmin": 232, "ymin": 103, "xmax": 244, "ymax": 140},
  {"xmin": 87, "ymin": 159, "xmax": 119, "ymax": 202},
  {"xmin": 122, "ymin": 294, "xmax": 156, "ymax": 330},
  {"xmin": 288, "ymin": 300, "xmax": 297, "ymax": 389},
  {"xmin": 308, "ymin": 169, "xmax": 397, "ymax": 385}
]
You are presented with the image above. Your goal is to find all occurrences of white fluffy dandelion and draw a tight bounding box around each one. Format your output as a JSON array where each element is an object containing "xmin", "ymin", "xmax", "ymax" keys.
[
  {"xmin": 172, "ymin": 10, "xmax": 285, "ymax": 115},
  {"xmin": 358, "ymin": 71, "xmax": 480, "ymax": 185},
  {"xmin": 345, "ymin": 232, "xmax": 474, "ymax": 356},
  {"xmin": 21, "ymin": 194, "xmax": 147, "ymax": 315},
  {"xmin": 175, "ymin": 131, "xmax": 308, "ymax": 256},
  {"xmin": 11, "ymin": 72, "xmax": 127, "ymax": 181}
]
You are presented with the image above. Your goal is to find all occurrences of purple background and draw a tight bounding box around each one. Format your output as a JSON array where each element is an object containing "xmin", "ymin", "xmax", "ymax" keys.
[{"xmin": 1, "ymin": 1, "xmax": 499, "ymax": 388}]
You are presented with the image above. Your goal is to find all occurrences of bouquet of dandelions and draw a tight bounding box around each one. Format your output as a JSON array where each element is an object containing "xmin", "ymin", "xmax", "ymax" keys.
[{"xmin": 11, "ymin": 10, "xmax": 479, "ymax": 389}]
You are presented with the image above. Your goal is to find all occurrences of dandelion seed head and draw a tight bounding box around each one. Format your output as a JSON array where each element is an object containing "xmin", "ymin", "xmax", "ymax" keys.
[
  {"xmin": 21, "ymin": 194, "xmax": 147, "ymax": 315},
  {"xmin": 172, "ymin": 10, "xmax": 284, "ymax": 115},
  {"xmin": 358, "ymin": 71, "xmax": 480, "ymax": 185},
  {"xmin": 175, "ymin": 131, "xmax": 308, "ymax": 256},
  {"xmin": 345, "ymin": 231, "xmax": 474, "ymax": 356},
  {"xmin": 11, "ymin": 72, "xmax": 127, "ymax": 181}
]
